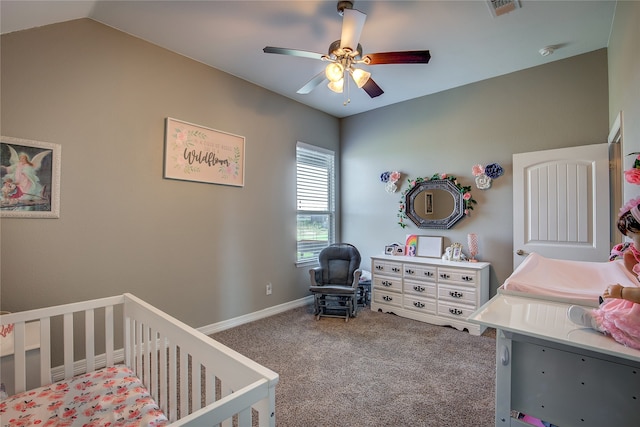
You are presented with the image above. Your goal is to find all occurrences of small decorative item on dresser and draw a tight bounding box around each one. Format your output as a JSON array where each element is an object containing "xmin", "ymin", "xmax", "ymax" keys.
[{"xmin": 467, "ymin": 233, "xmax": 478, "ymax": 262}]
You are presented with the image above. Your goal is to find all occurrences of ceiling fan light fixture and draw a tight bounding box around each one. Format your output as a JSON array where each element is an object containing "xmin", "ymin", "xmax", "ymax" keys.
[
  {"xmin": 350, "ymin": 68, "xmax": 370, "ymax": 88},
  {"xmin": 325, "ymin": 62, "xmax": 344, "ymax": 82},
  {"xmin": 328, "ymin": 79, "xmax": 344, "ymax": 93}
]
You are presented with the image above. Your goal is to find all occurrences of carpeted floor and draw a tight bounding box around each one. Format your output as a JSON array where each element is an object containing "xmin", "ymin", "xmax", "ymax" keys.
[{"xmin": 212, "ymin": 304, "xmax": 496, "ymax": 427}]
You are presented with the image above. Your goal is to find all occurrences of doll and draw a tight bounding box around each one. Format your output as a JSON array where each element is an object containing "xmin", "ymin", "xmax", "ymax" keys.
[{"xmin": 567, "ymin": 197, "xmax": 640, "ymax": 350}]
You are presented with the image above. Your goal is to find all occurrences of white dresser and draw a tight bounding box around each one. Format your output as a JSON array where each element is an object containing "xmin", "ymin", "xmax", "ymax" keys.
[{"xmin": 371, "ymin": 255, "xmax": 490, "ymax": 335}]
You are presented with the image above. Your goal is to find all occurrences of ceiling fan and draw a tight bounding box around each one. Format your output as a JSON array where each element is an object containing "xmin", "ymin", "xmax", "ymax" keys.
[{"xmin": 263, "ymin": 0, "xmax": 431, "ymax": 104}]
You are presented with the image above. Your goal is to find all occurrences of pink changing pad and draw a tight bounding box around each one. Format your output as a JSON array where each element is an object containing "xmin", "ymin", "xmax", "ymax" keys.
[{"xmin": 500, "ymin": 253, "xmax": 640, "ymax": 306}]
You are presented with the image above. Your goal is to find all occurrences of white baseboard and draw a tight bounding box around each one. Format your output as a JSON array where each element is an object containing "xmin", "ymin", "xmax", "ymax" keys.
[{"xmin": 198, "ymin": 295, "xmax": 313, "ymax": 336}]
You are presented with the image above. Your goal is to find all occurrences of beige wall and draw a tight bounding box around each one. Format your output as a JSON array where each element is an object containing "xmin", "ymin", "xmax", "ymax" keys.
[
  {"xmin": 341, "ymin": 49, "xmax": 610, "ymax": 294},
  {"xmin": 0, "ymin": 19, "xmax": 339, "ymax": 327}
]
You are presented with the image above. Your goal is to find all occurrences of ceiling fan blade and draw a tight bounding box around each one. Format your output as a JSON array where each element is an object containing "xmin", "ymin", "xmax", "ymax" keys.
[
  {"xmin": 297, "ymin": 71, "xmax": 327, "ymax": 94},
  {"xmin": 339, "ymin": 8, "xmax": 367, "ymax": 51},
  {"xmin": 365, "ymin": 50, "xmax": 431, "ymax": 65},
  {"xmin": 263, "ymin": 46, "xmax": 325, "ymax": 61},
  {"xmin": 361, "ymin": 78, "xmax": 384, "ymax": 98}
]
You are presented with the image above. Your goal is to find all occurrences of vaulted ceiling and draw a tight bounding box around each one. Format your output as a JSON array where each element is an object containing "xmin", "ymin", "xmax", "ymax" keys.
[{"xmin": 1, "ymin": 1, "xmax": 617, "ymax": 118}]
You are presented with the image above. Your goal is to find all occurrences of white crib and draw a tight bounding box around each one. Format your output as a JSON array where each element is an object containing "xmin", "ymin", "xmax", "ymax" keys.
[{"xmin": 0, "ymin": 293, "xmax": 279, "ymax": 426}]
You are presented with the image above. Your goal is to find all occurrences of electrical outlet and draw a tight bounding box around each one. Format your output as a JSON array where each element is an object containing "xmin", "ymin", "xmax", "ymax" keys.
[{"xmin": 266, "ymin": 282, "xmax": 272, "ymax": 295}]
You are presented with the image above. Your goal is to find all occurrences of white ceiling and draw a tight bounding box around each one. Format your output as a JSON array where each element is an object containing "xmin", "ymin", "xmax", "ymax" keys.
[{"xmin": 1, "ymin": 0, "xmax": 617, "ymax": 118}]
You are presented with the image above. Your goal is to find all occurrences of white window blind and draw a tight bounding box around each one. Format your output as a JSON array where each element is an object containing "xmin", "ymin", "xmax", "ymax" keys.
[{"xmin": 296, "ymin": 142, "xmax": 335, "ymax": 264}]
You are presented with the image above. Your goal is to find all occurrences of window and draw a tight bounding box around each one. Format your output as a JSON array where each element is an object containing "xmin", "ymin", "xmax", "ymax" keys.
[{"xmin": 296, "ymin": 142, "xmax": 335, "ymax": 264}]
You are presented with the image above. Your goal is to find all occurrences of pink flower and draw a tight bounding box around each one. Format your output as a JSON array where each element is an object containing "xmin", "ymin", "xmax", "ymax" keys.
[
  {"xmin": 472, "ymin": 164, "xmax": 484, "ymax": 176},
  {"xmin": 463, "ymin": 192, "xmax": 472, "ymax": 200},
  {"xmin": 389, "ymin": 171, "xmax": 401, "ymax": 183},
  {"xmin": 624, "ymin": 168, "xmax": 640, "ymax": 184},
  {"xmin": 440, "ymin": 173, "xmax": 448, "ymax": 179}
]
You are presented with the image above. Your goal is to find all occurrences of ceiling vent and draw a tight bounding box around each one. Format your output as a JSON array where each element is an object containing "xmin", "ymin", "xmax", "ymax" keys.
[{"xmin": 486, "ymin": 0, "xmax": 521, "ymax": 17}]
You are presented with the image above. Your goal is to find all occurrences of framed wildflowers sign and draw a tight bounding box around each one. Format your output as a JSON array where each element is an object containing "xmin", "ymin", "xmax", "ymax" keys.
[{"xmin": 164, "ymin": 118, "xmax": 245, "ymax": 187}]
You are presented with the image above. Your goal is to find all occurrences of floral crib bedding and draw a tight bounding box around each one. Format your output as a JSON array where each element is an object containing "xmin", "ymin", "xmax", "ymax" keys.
[{"xmin": 0, "ymin": 365, "xmax": 168, "ymax": 427}]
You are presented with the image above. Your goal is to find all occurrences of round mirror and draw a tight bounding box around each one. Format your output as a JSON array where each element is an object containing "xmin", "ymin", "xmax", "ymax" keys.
[{"xmin": 405, "ymin": 179, "xmax": 465, "ymax": 229}]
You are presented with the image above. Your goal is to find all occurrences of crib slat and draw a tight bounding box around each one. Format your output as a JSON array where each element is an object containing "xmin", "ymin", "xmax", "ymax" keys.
[
  {"xmin": 136, "ymin": 320, "xmax": 143, "ymax": 378},
  {"xmin": 39, "ymin": 317, "xmax": 52, "ymax": 386},
  {"xmin": 238, "ymin": 407, "xmax": 251, "ymax": 427},
  {"xmin": 179, "ymin": 347, "xmax": 189, "ymax": 418},
  {"xmin": 169, "ymin": 343, "xmax": 178, "ymax": 421},
  {"xmin": 105, "ymin": 305, "xmax": 114, "ymax": 366},
  {"xmin": 13, "ymin": 322, "xmax": 26, "ymax": 393},
  {"xmin": 85, "ymin": 309, "xmax": 95, "ymax": 372},
  {"xmin": 146, "ymin": 325, "xmax": 152, "ymax": 389},
  {"xmin": 150, "ymin": 327, "xmax": 159, "ymax": 403},
  {"xmin": 206, "ymin": 370, "xmax": 214, "ymax": 406},
  {"xmin": 221, "ymin": 383, "xmax": 233, "ymax": 427},
  {"xmin": 124, "ymin": 314, "xmax": 131, "ymax": 368},
  {"xmin": 158, "ymin": 333, "xmax": 168, "ymax": 413},
  {"xmin": 191, "ymin": 356, "xmax": 202, "ymax": 411},
  {"xmin": 63, "ymin": 313, "xmax": 73, "ymax": 379}
]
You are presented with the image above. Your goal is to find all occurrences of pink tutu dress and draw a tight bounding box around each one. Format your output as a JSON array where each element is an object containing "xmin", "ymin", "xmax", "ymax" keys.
[{"xmin": 595, "ymin": 243, "xmax": 640, "ymax": 350}]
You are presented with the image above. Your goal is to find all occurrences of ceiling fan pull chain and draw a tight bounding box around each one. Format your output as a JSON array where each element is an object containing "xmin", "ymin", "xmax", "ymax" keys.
[{"xmin": 344, "ymin": 71, "xmax": 351, "ymax": 106}]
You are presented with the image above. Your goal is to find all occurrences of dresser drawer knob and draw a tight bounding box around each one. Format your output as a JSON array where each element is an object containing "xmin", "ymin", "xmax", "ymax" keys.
[
  {"xmin": 413, "ymin": 285, "xmax": 425, "ymax": 292},
  {"xmin": 392, "ymin": 267, "xmax": 401, "ymax": 272},
  {"xmin": 382, "ymin": 280, "xmax": 392, "ymax": 287},
  {"xmin": 462, "ymin": 276, "xmax": 473, "ymax": 281},
  {"xmin": 413, "ymin": 301, "xmax": 425, "ymax": 308},
  {"xmin": 449, "ymin": 308, "xmax": 463, "ymax": 316},
  {"xmin": 383, "ymin": 295, "xmax": 393, "ymax": 302},
  {"xmin": 449, "ymin": 291, "xmax": 463, "ymax": 298},
  {"xmin": 440, "ymin": 273, "xmax": 450, "ymax": 279},
  {"xmin": 405, "ymin": 269, "xmax": 415, "ymax": 275},
  {"xmin": 376, "ymin": 265, "xmax": 383, "ymax": 270},
  {"xmin": 425, "ymin": 271, "xmax": 433, "ymax": 277}
]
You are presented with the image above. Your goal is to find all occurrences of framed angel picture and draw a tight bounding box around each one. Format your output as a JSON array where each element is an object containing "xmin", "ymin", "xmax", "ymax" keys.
[{"xmin": 1, "ymin": 136, "xmax": 61, "ymax": 218}]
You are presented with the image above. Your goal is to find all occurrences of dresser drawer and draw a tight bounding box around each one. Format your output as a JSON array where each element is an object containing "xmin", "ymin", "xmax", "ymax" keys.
[
  {"xmin": 437, "ymin": 300, "xmax": 476, "ymax": 320},
  {"xmin": 372, "ymin": 260, "xmax": 403, "ymax": 276},
  {"xmin": 403, "ymin": 294, "xmax": 436, "ymax": 314},
  {"xmin": 437, "ymin": 268, "xmax": 477, "ymax": 286},
  {"xmin": 373, "ymin": 289, "xmax": 402, "ymax": 307},
  {"xmin": 438, "ymin": 283, "xmax": 476, "ymax": 305},
  {"xmin": 403, "ymin": 265, "xmax": 437, "ymax": 281},
  {"xmin": 373, "ymin": 275, "xmax": 402, "ymax": 292},
  {"xmin": 404, "ymin": 279, "xmax": 436, "ymax": 298}
]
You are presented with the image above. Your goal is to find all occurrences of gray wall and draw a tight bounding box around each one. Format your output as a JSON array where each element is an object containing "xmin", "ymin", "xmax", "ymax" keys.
[
  {"xmin": 2, "ymin": 1, "xmax": 639, "ymax": 326},
  {"xmin": 609, "ymin": 1, "xmax": 640, "ymax": 205},
  {"xmin": 0, "ymin": 19, "xmax": 339, "ymax": 327},
  {"xmin": 341, "ymin": 49, "xmax": 610, "ymax": 295}
]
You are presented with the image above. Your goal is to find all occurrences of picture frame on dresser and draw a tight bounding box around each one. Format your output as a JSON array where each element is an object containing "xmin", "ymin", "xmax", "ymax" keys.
[
  {"xmin": 0, "ymin": 136, "xmax": 61, "ymax": 218},
  {"xmin": 451, "ymin": 243, "xmax": 463, "ymax": 261},
  {"xmin": 416, "ymin": 236, "xmax": 443, "ymax": 258}
]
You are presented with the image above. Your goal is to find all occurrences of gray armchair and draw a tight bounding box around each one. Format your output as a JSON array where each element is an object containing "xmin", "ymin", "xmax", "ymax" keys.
[{"xmin": 309, "ymin": 243, "xmax": 362, "ymax": 321}]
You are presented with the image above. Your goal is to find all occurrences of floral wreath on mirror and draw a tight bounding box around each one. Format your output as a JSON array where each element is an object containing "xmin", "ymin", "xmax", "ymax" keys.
[{"xmin": 397, "ymin": 173, "xmax": 476, "ymax": 228}]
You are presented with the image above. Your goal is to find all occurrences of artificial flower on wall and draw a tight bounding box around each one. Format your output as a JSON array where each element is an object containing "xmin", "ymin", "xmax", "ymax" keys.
[
  {"xmin": 471, "ymin": 162, "xmax": 504, "ymax": 189},
  {"xmin": 397, "ymin": 173, "xmax": 476, "ymax": 228},
  {"xmin": 624, "ymin": 153, "xmax": 640, "ymax": 184},
  {"xmin": 380, "ymin": 170, "xmax": 402, "ymax": 193}
]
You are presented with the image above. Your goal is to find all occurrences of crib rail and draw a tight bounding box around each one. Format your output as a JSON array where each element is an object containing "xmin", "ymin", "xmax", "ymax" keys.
[{"xmin": 0, "ymin": 294, "xmax": 278, "ymax": 427}]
